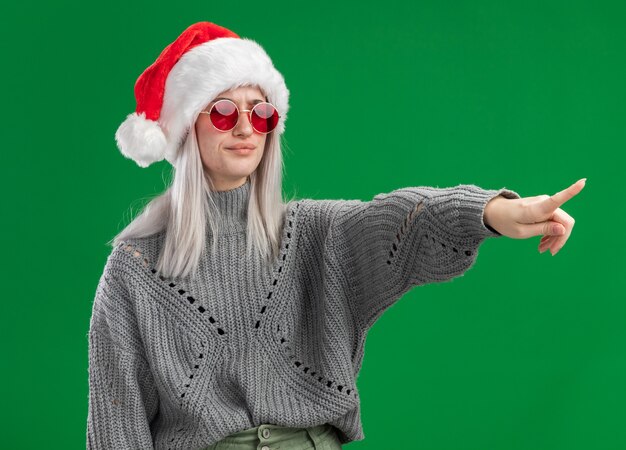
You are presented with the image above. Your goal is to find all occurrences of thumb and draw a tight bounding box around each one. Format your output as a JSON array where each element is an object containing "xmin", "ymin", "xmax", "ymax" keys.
[{"xmin": 522, "ymin": 221, "xmax": 566, "ymax": 238}]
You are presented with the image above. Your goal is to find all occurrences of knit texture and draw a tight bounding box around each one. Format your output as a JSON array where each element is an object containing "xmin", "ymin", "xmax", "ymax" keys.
[{"xmin": 86, "ymin": 179, "xmax": 520, "ymax": 449}]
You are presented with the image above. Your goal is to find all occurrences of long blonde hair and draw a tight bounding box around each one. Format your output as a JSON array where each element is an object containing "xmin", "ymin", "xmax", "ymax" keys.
[{"xmin": 109, "ymin": 119, "xmax": 294, "ymax": 280}]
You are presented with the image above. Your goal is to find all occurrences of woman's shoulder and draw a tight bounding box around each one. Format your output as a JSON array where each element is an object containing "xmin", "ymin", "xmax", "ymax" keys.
[
  {"xmin": 283, "ymin": 197, "xmax": 358, "ymax": 242},
  {"xmin": 286, "ymin": 196, "xmax": 360, "ymax": 225},
  {"xmin": 109, "ymin": 230, "xmax": 166, "ymax": 275}
]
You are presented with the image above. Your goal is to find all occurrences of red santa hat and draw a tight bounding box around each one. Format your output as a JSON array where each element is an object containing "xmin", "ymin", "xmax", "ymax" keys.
[{"xmin": 115, "ymin": 21, "xmax": 290, "ymax": 168}]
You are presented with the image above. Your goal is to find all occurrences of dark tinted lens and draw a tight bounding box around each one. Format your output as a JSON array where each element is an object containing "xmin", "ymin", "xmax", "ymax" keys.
[
  {"xmin": 210, "ymin": 100, "xmax": 238, "ymax": 131},
  {"xmin": 251, "ymin": 103, "xmax": 279, "ymax": 133}
]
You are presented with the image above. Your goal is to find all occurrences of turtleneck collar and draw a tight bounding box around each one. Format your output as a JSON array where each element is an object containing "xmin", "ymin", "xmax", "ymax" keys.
[{"xmin": 207, "ymin": 178, "xmax": 251, "ymax": 232}]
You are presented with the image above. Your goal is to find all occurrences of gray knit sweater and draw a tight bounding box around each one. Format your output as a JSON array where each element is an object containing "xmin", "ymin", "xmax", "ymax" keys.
[{"xmin": 86, "ymin": 179, "xmax": 520, "ymax": 449}]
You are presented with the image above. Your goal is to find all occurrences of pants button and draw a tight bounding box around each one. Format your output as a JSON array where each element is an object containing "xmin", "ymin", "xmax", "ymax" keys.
[
  {"xmin": 261, "ymin": 446, "xmax": 270, "ymax": 450},
  {"xmin": 262, "ymin": 428, "xmax": 271, "ymax": 438}
]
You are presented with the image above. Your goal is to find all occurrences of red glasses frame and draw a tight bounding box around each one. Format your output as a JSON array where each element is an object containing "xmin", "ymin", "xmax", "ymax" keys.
[{"xmin": 199, "ymin": 99, "xmax": 281, "ymax": 134}]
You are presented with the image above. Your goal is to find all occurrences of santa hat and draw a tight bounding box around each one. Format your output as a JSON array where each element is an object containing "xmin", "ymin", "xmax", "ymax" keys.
[{"xmin": 115, "ymin": 21, "xmax": 290, "ymax": 168}]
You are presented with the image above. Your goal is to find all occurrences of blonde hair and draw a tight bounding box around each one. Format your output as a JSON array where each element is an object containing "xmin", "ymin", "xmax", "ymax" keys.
[{"xmin": 109, "ymin": 115, "xmax": 295, "ymax": 280}]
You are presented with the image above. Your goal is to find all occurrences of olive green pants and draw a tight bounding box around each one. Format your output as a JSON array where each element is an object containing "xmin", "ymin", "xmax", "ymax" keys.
[{"xmin": 203, "ymin": 423, "xmax": 343, "ymax": 449}]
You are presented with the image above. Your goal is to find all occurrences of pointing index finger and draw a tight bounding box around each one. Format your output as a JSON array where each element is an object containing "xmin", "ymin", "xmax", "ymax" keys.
[{"xmin": 544, "ymin": 178, "xmax": 586, "ymax": 211}]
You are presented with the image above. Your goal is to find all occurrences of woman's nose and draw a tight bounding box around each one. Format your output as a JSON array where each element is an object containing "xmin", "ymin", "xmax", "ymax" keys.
[{"xmin": 233, "ymin": 111, "xmax": 253, "ymax": 136}]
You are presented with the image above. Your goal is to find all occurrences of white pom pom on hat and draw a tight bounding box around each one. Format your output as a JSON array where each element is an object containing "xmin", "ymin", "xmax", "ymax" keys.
[
  {"xmin": 114, "ymin": 21, "xmax": 290, "ymax": 168},
  {"xmin": 115, "ymin": 111, "xmax": 168, "ymax": 168}
]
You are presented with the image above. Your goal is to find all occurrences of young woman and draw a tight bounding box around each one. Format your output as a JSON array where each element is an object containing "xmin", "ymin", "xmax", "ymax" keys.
[{"xmin": 86, "ymin": 21, "xmax": 585, "ymax": 450}]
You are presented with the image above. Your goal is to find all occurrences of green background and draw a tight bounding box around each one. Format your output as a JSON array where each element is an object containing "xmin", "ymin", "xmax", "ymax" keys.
[{"xmin": 1, "ymin": 0, "xmax": 623, "ymax": 449}]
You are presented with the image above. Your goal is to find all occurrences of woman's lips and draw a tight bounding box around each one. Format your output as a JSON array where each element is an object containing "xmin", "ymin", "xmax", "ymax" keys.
[{"xmin": 225, "ymin": 147, "xmax": 255, "ymax": 155}]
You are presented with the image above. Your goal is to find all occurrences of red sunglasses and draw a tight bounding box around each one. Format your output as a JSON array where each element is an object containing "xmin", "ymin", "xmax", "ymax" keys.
[{"xmin": 199, "ymin": 99, "xmax": 281, "ymax": 134}]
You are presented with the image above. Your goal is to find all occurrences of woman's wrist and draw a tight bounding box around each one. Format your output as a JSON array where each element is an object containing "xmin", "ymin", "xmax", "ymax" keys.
[{"xmin": 484, "ymin": 195, "xmax": 508, "ymax": 231}]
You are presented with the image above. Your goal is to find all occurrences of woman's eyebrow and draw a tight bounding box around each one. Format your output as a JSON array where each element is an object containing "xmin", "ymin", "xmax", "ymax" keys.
[{"xmin": 212, "ymin": 97, "xmax": 265, "ymax": 105}]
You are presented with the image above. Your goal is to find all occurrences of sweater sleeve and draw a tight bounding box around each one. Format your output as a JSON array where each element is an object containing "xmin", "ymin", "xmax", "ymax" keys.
[
  {"xmin": 325, "ymin": 184, "xmax": 521, "ymax": 331},
  {"xmin": 86, "ymin": 255, "xmax": 159, "ymax": 449}
]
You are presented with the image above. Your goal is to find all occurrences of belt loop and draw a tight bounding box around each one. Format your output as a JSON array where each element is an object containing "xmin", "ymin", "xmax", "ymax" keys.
[{"xmin": 305, "ymin": 426, "xmax": 323, "ymax": 448}]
